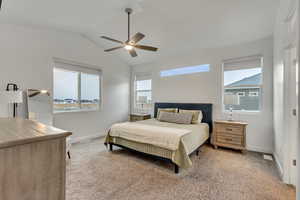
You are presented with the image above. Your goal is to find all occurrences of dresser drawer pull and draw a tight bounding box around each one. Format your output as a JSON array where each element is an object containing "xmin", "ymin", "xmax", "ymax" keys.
[
  {"xmin": 225, "ymin": 138, "xmax": 233, "ymax": 141},
  {"xmin": 226, "ymin": 128, "xmax": 233, "ymax": 131}
]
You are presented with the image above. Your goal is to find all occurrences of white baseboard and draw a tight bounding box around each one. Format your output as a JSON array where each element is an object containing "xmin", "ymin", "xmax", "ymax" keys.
[
  {"xmin": 70, "ymin": 132, "xmax": 105, "ymax": 144},
  {"xmin": 246, "ymin": 145, "xmax": 273, "ymax": 154},
  {"xmin": 273, "ymin": 152, "xmax": 284, "ymax": 180}
]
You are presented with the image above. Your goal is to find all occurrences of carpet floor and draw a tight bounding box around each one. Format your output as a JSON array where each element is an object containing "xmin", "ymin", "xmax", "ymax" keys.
[{"xmin": 66, "ymin": 139, "xmax": 295, "ymax": 200}]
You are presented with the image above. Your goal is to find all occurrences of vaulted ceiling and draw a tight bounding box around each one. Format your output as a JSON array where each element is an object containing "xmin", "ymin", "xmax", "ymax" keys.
[{"xmin": 0, "ymin": 0, "xmax": 278, "ymax": 65}]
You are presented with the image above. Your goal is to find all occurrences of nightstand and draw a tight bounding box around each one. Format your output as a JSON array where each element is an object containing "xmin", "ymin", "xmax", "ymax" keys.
[
  {"xmin": 130, "ymin": 113, "xmax": 151, "ymax": 122},
  {"xmin": 212, "ymin": 120, "xmax": 248, "ymax": 152}
]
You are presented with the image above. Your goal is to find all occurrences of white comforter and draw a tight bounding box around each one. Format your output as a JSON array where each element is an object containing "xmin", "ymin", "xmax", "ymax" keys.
[{"xmin": 109, "ymin": 122, "xmax": 191, "ymax": 151}]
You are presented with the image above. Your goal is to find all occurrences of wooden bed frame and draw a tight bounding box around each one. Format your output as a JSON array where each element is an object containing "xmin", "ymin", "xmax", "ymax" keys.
[{"xmin": 108, "ymin": 102, "xmax": 213, "ymax": 174}]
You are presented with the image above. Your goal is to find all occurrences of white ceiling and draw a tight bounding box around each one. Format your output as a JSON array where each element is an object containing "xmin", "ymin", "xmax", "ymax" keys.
[{"xmin": 0, "ymin": 0, "xmax": 278, "ymax": 65}]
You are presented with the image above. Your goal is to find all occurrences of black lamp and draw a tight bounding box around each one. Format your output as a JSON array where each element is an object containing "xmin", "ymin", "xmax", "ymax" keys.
[{"xmin": 5, "ymin": 83, "xmax": 22, "ymax": 117}]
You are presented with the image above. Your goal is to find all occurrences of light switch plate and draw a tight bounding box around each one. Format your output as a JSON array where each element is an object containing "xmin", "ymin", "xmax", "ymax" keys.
[{"xmin": 263, "ymin": 154, "xmax": 273, "ymax": 161}]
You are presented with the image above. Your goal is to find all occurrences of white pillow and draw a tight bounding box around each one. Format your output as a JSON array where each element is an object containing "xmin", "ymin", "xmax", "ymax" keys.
[
  {"xmin": 157, "ymin": 108, "xmax": 178, "ymax": 118},
  {"xmin": 158, "ymin": 112, "xmax": 193, "ymax": 124},
  {"xmin": 178, "ymin": 109, "xmax": 203, "ymax": 124}
]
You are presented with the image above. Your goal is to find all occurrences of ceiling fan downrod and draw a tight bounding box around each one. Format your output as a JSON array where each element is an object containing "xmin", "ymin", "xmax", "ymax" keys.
[{"xmin": 125, "ymin": 8, "xmax": 133, "ymax": 42}]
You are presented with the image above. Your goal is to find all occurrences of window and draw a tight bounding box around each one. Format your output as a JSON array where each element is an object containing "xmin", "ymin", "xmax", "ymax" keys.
[
  {"xmin": 134, "ymin": 75, "xmax": 152, "ymax": 113},
  {"xmin": 237, "ymin": 92, "xmax": 245, "ymax": 96},
  {"xmin": 160, "ymin": 64, "xmax": 210, "ymax": 77},
  {"xmin": 249, "ymin": 92, "xmax": 259, "ymax": 96},
  {"xmin": 53, "ymin": 60, "xmax": 101, "ymax": 113},
  {"xmin": 223, "ymin": 56, "xmax": 263, "ymax": 112}
]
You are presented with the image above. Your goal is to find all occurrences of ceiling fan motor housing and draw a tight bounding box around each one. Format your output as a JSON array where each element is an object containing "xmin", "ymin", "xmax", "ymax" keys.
[{"xmin": 125, "ymin": 8, "xmax": 133, "ymax": 14}]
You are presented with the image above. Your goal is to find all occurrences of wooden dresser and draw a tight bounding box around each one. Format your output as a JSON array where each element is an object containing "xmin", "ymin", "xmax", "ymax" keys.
[
  {"xmin": 212, "ymin": 120, "xmax": 248, "ymax": 152},
  {"xmin": 0, "ymin": 118, "xmax": 72, "ymax": 200},
  {"xmin": 130, "ymin": 113, "xmax": 151, "ymax": 122}
]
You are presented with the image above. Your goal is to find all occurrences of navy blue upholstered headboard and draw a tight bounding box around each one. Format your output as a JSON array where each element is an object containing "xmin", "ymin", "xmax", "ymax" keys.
[{"xmin": 154, "ymin": 102, "xmax": 213, "ymax": 133}]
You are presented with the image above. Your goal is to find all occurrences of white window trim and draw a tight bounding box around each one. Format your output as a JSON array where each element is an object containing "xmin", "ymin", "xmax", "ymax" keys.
[
  {"xmin": 53, "ymin": 58, "xmax": 103, "ymax": 114},
  {"xmin": 221, "ymin": 55, "xmax": 264, "ymax": 114}
]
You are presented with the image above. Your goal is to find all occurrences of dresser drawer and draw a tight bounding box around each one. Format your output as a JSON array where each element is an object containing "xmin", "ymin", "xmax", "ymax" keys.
[
  {"xmin": 216, "ymin": 134, "xmax": 243, "ymax": 146},
  {"xmin": 216, "ymin": 124, "xmax": 244, "ymax": 135},
  {"xmin": 130, "ymin": 116, "xmax": 142, "ymax": 121}
]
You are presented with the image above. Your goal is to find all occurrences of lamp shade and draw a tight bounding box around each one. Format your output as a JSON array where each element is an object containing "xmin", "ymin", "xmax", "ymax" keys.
[
  {"xmin": 224, "ymin": 94, "xmax": 239, "ymax": 105},
  {"xmin": 0, "ymin": 91, "xmax": 23, "ymax": 104}
]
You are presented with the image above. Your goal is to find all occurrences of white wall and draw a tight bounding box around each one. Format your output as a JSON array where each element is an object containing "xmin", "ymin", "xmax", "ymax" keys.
[
  {"xmin": 0, "ymin": 23, "xmax": 131, "ymax": 141},
  {"xmin": 273, "ymin": 0, "xmax": 299, "ymax": 184},
  {"xmin": 132, "ymin": 37, "xmax": 274, "ymax": 153},
  {"xmin": 298, "ymin": 0, "xmax": 300, "ymax": 196}
]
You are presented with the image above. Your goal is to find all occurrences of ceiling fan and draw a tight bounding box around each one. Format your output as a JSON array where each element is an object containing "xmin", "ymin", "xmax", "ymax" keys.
[{"xmin": 101, "ymin": 8, "xmax": 158, "ymax": 57}]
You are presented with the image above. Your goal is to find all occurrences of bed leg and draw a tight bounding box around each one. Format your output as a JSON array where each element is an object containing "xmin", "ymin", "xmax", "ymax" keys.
[
  {"xmin": 196, "ymin": 149, "xmax": 199, "ymax": 156},
  {"xmin": 109, "ymin": 143, "xmax": 113, "ymax": 151},
  {"xmin": 174, "ymin": 164, "xmax": 179, "ymax": 174}
]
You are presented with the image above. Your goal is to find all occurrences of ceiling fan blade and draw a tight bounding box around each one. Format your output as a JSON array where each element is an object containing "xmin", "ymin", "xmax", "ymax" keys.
[
  {"xmin": 28, "ymin": 91, "xmax": 41, "ymax": 98},
  {"xmin": 129, "ymin": 49, "xmax": 138, "ymax": 57},
  {"xmin": 101, "ymin": 36, "xmax": 124, "ymax": 44},
  {"xmin": 129, "ymin": 32, "xmax": 145, "ymax": 44},
  {"xmin": 134, "ymin": 45, "xmax": 158, "ymax": 52},
  {"xmin": 104, "ymin": 46, "xmax": 124, "ymax": 52}
]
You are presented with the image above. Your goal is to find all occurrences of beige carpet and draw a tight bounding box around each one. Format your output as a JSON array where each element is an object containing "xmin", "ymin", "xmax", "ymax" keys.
[{"xmin": 66, "ymin": 139, "xmax": 295, "ymax": 200}]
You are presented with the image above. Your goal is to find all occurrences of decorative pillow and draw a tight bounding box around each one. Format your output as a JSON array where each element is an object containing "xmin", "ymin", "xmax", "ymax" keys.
[
  {"xmin": 157, "ymin": 108, "xmax": 178, "ymax": 118},
  {"xmin": 178, "ymin": 109, "xmax": 203, "ymax": 124},
  {"xmin": 158, "ymin": 112, "xmax": 193, "ymax": 124}
]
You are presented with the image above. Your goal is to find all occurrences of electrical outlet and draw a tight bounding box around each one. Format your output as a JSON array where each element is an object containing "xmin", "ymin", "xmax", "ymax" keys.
[
  {"xmin": 292, "ymin": 109, "xmax": 297, "ymax": 116},
  {"xmin": 293, "ymin": 160, "xmax": 296, "ymax": 166}
]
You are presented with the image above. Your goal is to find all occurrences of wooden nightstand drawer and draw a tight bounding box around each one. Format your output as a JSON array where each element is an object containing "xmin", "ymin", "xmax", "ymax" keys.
[
  {"xmin": 217, "ymin": 134, "xmax": 243, "ymax": 146},
  {"xmin": 216, "ymin": 124, "xmax": 243, "ymax": 135},
  {"xmin": 131, "ymin": 116, "xmax": 140, "ymax": 121},
  {"xmin": 130, "ymin": 114, "xmax": 151, "ymax": 122}
]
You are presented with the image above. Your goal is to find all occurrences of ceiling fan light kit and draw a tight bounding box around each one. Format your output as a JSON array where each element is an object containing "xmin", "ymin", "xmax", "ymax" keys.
[
  {"xmin": 101, "ymin": 8, "xmax": 158, "ymax": 57},
  {"xmin": 125, "ymin": 45, "xmax": 134, "ymax": 50}
]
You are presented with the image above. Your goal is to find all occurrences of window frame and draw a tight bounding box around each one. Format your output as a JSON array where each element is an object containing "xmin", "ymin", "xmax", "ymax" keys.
[
  {"xmin": 53, "ymin": 59, "xmax": 102, "ymax": 114},
  {"xmin": 133, "ymin": 77, "xmax": 152, "ymax": 113},
  {"xmin": 221, "ymin": 56, "xmax": 264, "ymax": 114}
]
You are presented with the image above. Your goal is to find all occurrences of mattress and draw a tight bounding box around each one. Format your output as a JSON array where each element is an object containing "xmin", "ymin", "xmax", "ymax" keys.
[{"xmin": 105, "ymin": 118, "xmax": 209, "ymax": 169}]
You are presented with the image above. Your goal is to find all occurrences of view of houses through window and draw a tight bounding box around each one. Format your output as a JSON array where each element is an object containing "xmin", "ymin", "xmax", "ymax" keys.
[{"xmin": 223, "ymin": 57, "xmax": 263, "ymax": 112}]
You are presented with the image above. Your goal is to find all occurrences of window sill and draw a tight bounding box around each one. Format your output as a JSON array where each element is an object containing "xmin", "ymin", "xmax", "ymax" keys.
[
  {"xmin": 223, "ymin": 110, "xmax": 261, "ymax": 115},
  {"xmin": 53, "ymin": 108, "xmax": 100, "ymax": 114}
]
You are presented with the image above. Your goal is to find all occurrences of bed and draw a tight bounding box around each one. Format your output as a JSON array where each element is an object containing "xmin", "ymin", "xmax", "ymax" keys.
[{"xmin": 105, "ymin": 103, "xmax": 213, "ymax": 173}]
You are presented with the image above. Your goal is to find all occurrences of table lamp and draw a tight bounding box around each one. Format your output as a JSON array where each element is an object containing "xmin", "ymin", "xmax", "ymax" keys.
[
  {"xmin": 0, "ymin": 91, "xmax": 23, "ymax": 117},
  {"xmin": 224, "ymin": 94, "xmax": 239, "ymax": 121},
  {"xmin": 138, "ymin": 96, "xmax": 148, "ymax": 113}
]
